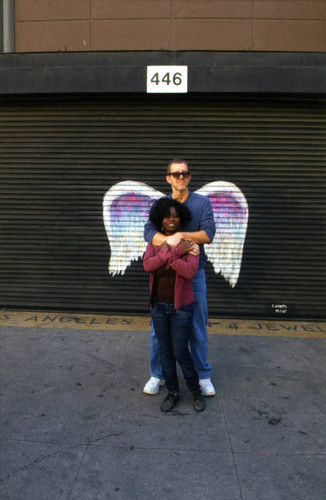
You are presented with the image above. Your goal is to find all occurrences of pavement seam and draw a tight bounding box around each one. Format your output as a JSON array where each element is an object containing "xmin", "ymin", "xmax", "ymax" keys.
[
  {"xmin": 65, "ymin": 332, "xmax": 131, "ymax": 500},
  {"xmin": 0, "ymin": 443, "xmax": 85, "ymax": 482},
  {"xmin": 212, "ymin": 355, "xmax": 245, "ymax": 500}
]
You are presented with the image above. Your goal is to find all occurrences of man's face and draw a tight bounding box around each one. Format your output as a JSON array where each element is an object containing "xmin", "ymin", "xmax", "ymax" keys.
[{"xmin": 166, "ymin": 162, "xmax": 191, "ymax": 193}]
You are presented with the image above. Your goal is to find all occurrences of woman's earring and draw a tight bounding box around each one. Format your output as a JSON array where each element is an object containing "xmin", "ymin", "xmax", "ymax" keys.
[{"xmin": 161, "ymin": 227, "xmax": 165, "ymax": 233}]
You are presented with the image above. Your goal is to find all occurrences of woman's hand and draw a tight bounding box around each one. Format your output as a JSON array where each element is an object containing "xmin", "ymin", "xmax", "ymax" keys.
[{"xmin": 158, "ymin": 240, "xmax": 169, "ymax": 252}]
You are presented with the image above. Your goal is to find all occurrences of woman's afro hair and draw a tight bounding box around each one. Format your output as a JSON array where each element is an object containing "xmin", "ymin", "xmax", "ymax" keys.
[{"xmin": 149, "ymin": 196, "xmax": 191, "ymax": 232}]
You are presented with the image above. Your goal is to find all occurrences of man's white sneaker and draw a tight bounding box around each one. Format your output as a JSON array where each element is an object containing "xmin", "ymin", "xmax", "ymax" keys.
[
  {"xmin": 143, "ymin": 377, "xmax": 165, "ymax": 395},
  {"xmin": 199, "ymin": 378, "xmax": 216, "ymax": 396}
]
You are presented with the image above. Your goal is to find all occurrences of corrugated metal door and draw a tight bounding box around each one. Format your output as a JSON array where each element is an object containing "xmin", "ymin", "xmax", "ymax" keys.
[{"xmin": 0, "ymin": 94, "xmax": 325, "ymax": 319}]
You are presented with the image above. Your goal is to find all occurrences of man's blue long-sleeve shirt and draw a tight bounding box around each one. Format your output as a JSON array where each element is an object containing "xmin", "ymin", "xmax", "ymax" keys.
[{"xmin": 144, "ymin": 191, "xmax": 216, "ymax": 268}]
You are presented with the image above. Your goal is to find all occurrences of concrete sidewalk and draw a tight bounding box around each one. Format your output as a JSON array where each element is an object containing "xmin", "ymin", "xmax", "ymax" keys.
[{"xmin": 1, "ymin": 322, "xmax": 326, "ymax": 499}]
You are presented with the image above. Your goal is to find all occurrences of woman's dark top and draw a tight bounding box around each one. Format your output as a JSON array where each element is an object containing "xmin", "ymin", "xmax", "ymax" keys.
[{"xmin": 153, "ymin": 265, "xmax": 176, "ymax": 304}]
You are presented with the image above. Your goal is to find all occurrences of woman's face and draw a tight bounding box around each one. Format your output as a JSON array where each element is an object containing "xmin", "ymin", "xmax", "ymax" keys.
[{"xmin": 162, "ymin": 207, "xmax": 181, "ymax": 235}]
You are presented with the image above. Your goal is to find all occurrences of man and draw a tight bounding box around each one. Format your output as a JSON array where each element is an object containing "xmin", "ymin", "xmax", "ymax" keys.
[{"xmin": 143, "ymin": 159, "xmax": 216, "ymax": 396}]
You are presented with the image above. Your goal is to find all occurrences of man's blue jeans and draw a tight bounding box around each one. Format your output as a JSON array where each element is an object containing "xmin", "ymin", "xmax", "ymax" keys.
[
  {"xmin": 150, "ymin": 267, "xmax": 212, "ymax": 380},
  {"xmin": 151, "ymin": 301, "xmax": 199, "ymax": 393}
]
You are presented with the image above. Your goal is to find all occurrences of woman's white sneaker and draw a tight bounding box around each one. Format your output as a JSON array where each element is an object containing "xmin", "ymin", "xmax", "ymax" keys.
[
  {"xmin": 199, "ymin": 378, "xmax": 216, "ymax": 396},
  {"xmin": 143, "ymin": 377, "xmax": 165, "ymax": 395}
]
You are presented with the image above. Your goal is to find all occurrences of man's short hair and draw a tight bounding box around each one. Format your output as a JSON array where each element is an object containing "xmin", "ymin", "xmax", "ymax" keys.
[{"xmin": 167, "ymin": 159, "xmax": 188, "ymax": 173}]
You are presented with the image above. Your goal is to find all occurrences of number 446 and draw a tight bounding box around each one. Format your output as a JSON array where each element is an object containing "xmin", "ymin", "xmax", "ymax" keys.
[{"xmin": 151, "ymin": 72, "xmax": 183, "ymax": 86}]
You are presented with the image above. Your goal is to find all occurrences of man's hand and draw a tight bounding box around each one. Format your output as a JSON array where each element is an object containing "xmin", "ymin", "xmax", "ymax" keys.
[{"xmin": 165, "ymin": 232, "xmax": 183, "ymax": 247}]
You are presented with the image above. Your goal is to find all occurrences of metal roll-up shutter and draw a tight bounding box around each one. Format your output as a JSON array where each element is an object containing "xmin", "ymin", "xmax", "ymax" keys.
[{"xmin": 0, "ymin": 94, "xmax": 325, "ymax": 319}]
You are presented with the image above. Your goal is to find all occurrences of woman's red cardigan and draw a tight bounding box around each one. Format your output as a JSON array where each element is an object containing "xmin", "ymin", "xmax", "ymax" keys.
[{"xmin": 143, "ymin": 243, "xmax": 199, "ymax": 310}]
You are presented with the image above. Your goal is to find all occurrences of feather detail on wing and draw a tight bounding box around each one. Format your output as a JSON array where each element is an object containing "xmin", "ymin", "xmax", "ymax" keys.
[
  {"xmin": 103, "ymin": 181, "xmax": 163, "ymax": 275},
  {"xmin": 196, "ymin": 181, "xmax": 249, "ymax": 287}
]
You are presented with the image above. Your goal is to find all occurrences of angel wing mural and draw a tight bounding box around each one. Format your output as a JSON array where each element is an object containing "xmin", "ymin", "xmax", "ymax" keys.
[
  {"xmin": 103, "ymin": 181, "xmax": 163, "ymax": 275},
  {"xmin": 103, "ymin": 180, "xmax": 248, "ymax": 287}
]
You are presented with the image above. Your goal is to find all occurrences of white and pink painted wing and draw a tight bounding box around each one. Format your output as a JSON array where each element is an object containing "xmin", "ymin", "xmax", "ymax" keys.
[
  {"xmin": 196, "ymin": 181, "xmax": 249, "ymax": 287},
  {"xmin": 103, "ymin": 181, "xmax": 163, "ymax": 275}
]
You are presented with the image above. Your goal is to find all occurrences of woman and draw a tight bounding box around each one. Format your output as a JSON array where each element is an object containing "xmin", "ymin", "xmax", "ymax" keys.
[{"xmin": 143, "ymin": 197, "xmax": 205, "ymax": 412}]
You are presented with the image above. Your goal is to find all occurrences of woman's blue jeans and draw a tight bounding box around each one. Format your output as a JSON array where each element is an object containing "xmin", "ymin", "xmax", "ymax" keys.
[
  {"xmin": 150, "ymin": 267, "xmax": 212, "ymax": 380},
  {"xmin": 151, "ymin": 301, "xmax": 200, "ymax": 394}
]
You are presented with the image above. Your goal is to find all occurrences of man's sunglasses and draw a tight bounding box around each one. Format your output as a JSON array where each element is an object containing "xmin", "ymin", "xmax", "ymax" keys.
[{"xmin": 167, "ymin": 171, "xmax": 191, "ymax": 178}]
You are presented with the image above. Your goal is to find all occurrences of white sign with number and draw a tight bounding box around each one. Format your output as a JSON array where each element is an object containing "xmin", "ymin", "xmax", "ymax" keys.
[{"xmin": 147, "ymin": 66, "xmax": 188, "ymax": 93}]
